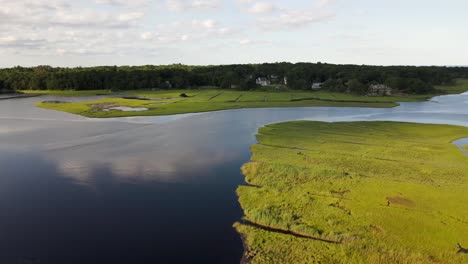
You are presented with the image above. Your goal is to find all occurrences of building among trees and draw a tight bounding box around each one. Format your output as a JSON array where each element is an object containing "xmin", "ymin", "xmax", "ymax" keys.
[
  {"xmin": 311, "ymin": 82, "xmax": 323, "ymax": 90},
  {"xmin": 256, "ymin": 77, "xmax": 271, "ymax": 86},
  {"xmin": 368, "ymin": 84, "xmax": 392, "ymax": 96}
]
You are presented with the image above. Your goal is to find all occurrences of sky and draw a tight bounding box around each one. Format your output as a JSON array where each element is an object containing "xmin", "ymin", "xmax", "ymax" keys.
[{"xmin": 0, "ymin": 0, "xmax": 467, "ymax": 67}]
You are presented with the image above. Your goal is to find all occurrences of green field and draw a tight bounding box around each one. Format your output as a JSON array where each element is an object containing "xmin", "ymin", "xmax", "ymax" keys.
[
  {"xmin": 34, "ymin": 90, "xmax": 400, "ymax": 117},
  {"xmin": 25, "ymin": 79, "xmax": 468, "ymax": 117},
  {"xmin": 235, "ymin": 121, "xmax": 468, "ymax": 263},
  {"xmin": 436, "ymin": 78, "xmax": 468, "ymax": 94}
]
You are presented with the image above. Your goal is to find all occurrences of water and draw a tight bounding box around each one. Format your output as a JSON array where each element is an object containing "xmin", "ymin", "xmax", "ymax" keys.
[
  {"xmin": 453, "ymin": 138, "xmax": 468, "ymax": 156},
  {"xmin": 104, "ymin": 106, "xmax": 149, "ymax": 112},
  {"xmin": 0, "ymin": 93, "xmax": 467, "ymax": 263}
]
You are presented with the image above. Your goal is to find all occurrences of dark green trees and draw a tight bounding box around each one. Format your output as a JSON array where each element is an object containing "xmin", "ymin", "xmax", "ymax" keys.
[{"xmin": 0, "ymin": 63, "xmax": 464, "ymax": 94}]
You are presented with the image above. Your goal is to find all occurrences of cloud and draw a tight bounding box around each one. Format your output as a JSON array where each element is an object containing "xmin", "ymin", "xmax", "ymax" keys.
[
  {"xmin": 238, "ymin": 38, "xmax": 271, "ymax": 46},
  {"xmin": 140, "ymin": 19, "xmax": 234, "ymax": 44},
  {"xmin": 0, "ymin": 36, "xmax": 47, "ymax": 49},
  {"xmin": 316, "ymin": 0, "xmax": 334, "ymax": 8},
  {"xmin": 140, "ymin": 32, "xmax": 154, "ymax": 40},
  {"xmin": 0, "ymin": 0, "xmax": 151, "ymax": 58},
  {"xmin": 0, "ymin": 0, "xmax": 145, "ymax": 29},
  {"xmin": 248, "ymin": 2, "xmax": 277, "ymax": 14},
  {"xmin": 94, "ymin": 0, "xmax": 150, "ymax": 7},
  {"xmin": 273, "ymin": 9, "xmax": 333, "ymax": 28},
  {"xmin": 0, "ymin": 0, "xmax": 335, "ymax": 65},
  {"xmin": 246, "ymin": 1, "xmax": 335, "ymax": 30},
  {"xmin": 239, "ymin": 39, "xmax": 252, "ymax": 45},
  {"xmin": 237, "ymin": 0, "xmax": 334, "ymax": 30},
  {"xmin": 118, "ymin": 12, "xmax": 145, "ymax": 22},
  {"xmin": 192, "ymin": 19, "xmax": 217, "ymax": 28},
  {"xmin": 166, "ymin": 0, "xmax": 185, "ymax": 11},
  {"xmin": 166, "ymin": 0, "xmax": 220, "ymax": 11},
  {"xmin": 191, "ymin": 0, "xmax": 219, "ymax": 9}
]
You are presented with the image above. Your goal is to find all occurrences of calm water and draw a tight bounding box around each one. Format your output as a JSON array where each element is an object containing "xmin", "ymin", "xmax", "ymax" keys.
[{"xmin": 1, "ymin": 93, "xmax": 468, "ymax": 263}]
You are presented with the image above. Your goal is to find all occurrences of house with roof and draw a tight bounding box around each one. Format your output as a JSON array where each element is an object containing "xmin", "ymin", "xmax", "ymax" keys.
[
  {"xmin": 368, "ymin": 84, "xmax": 392, "ymax": 96},
  {"xmin": 256, "ymin": 77, "xmax": 271, "ymax": 86},
  {"xmin": 311, "ymin": 82, "xmax": 323, "ymax": 90}
]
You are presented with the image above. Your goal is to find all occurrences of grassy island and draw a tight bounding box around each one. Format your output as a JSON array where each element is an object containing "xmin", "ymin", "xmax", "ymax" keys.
[
  {"xmin": 23, "ymin": 79, "xmax": 468, "ymax": 117},
  {"xmin": 33, "ymin": 90, "xmax": 414, "ymax": 118},
  {"xmin": 235, "ymin": 121, "xmax": 468, "ymax": 263}
]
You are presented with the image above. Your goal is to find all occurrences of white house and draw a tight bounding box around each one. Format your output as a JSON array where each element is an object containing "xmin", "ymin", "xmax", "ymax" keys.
[
  {"xmin": 369, "ymin": 84, "xmax": 392, "ymax": 96},
  {"xmin": 256, "ymin": 77, "xmax": 271, "ymax": 86},
  {"xmin": 311, "ymin": 82, "xmax": 322, "ymax": 90}
]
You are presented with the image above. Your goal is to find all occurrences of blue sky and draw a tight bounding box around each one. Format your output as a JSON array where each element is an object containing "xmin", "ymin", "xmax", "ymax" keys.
[{"xmin": 0, "ymin": 0, "xmax": 467, "ymax": 67}]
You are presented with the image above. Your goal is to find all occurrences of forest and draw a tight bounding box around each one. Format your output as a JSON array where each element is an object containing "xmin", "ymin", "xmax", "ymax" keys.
[{"xmin": 1, "ymin": 63, "xmax": 467, "ymax": 95}]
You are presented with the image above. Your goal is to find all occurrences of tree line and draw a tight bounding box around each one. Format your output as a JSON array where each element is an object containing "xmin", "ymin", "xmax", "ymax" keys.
[{"xmin": 0, "ymin": 63, "xmax": 466, "ymax": 95}]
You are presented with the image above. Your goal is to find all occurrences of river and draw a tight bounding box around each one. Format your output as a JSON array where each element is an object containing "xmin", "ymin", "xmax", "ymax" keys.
[{"xmin": 0, "ymin": 92, "xmax": 467, "ymax": 263}]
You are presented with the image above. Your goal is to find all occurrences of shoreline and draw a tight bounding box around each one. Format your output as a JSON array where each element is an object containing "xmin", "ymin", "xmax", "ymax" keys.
[{"xmin": 0, "ymin": 94, "xmax": 40, "ymax": 100}]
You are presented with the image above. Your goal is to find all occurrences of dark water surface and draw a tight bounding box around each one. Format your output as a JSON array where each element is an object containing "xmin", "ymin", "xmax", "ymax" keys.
[{"xmin": 0, "ymin": 93, "xmax": 468, "ymax": 263}]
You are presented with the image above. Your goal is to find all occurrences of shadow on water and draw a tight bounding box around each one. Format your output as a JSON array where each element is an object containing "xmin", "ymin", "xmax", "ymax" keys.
[{"xmin": 0, "ymin": 151, "xmax": 243, "ymax": 264}]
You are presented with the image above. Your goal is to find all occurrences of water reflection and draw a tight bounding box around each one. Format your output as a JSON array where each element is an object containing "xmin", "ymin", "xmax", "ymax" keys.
[{"xmin": 0, "ymin": 151, "xmax": 244, "ymax": 264}]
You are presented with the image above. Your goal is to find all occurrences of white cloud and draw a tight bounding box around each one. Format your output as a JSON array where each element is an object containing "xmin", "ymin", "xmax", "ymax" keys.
[
  {"xmin": 316, "ymin": 0, "xmax": 334, "ymax": 8},
  {"xmin": 56, "ymin": 48, "xmax": 67, "ymax": 55},
  {"xmin": 192, "ymin": 19, "xmax": 217, "ymax": 28},
  {"xmin": 0, "ymin": 0, "xmax": 151, "ymax": 58},
  {"xmin": 0, "ymin": 35, "xmax": 47, "ymax": 49},
  {"xmin": 238, "ymin": 38, "xmax": 271, "ymax": 46},
  {"xmin": 0, "ymin": 36, "xmax": 17, "ymax": 44},
  {"xmin": 94, "ymin": 0, "xmax": 149, "ymax": 7},
  {"xmin": 191, "ymin": 0, "xmax": 219, "ymax": 9},
  {"xmin": 275, "ymin": 9, "xmax": 333, "ymax": 28},
  {"xmin": 166, "ymin": 0, "xmax": 220, "ymax": 11},
  {"xmin": 166, "ymin": 0, "xmax": 185, "ymax": 11},
  {"xmin": 0, "ymin": 0, "xmax": 145, "ymax": 28},
  {"xmin": 237, "ymin": 0, "xmax": 334, "ymax": 30},
  {"xmin": 141, "ymin": 19, "xmax": 235, "ymax": 45},
  {"xmin": 118, "ymin": 12, "xmax": 145, "ymax": 22},
  {"xmin": 140, "ymin": 32, "xmax": 154, "ymax": 40},
  {"xmin": 239, "ymin": 39, "xmax": 251, "ymax": 45},
  {"xmin": 250, "ymin": 2, "xmax": 335, "ymax": 30},
  {"xmin": 248, "ymin": 2, "xmax": 276, "ymax": 14}
]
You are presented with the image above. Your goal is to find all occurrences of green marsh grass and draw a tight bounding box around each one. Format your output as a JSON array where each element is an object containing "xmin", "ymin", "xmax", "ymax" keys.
[
  {"xmin": 31, "ymin": 79, "xmax": 468, "ymax": 117},
  {"xmin": 235, "ymin": 121, "xmax": 468, "ymax": 264}
]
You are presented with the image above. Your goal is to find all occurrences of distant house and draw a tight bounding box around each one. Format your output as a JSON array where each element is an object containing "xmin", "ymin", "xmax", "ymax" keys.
[
  {"xmin": 270, "ymin": 74, "xmax": 279, "ymax": 80},
  {"xmin": 368, "ymin": 84, "xmax": 392, "ymax": 96},
  {"xmin": 311, "ymin": 82, "xmax": 323, "ymax": 90},
  {"xmin": 256, "ymin": 77, "xmax": 271, "ymax": 86}
]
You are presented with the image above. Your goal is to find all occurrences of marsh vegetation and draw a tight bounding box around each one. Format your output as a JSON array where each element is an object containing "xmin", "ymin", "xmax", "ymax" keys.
[
  {"xmin": 25, "ymin": 80, "xmax": 464, "ymax": 117},
  {"xmin": 235, "ymin": 121, "xmax": 468, "ymax": 263}
]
